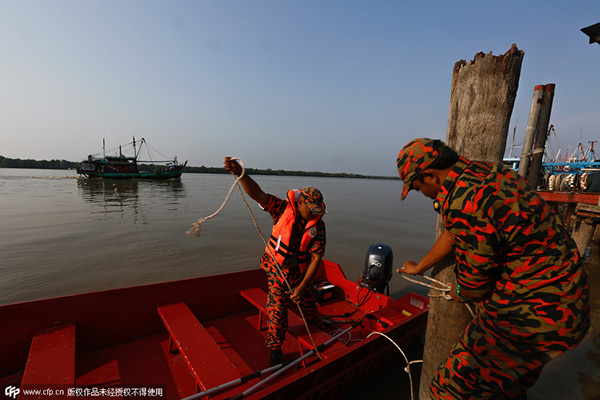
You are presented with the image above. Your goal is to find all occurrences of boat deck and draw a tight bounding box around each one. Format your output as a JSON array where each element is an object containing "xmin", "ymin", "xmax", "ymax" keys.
[
  {"xmin": 0, "ymin": 263, "xmax": 428, "ymax": 400},
  {"xmin": 72, "ymin": 300, "xmax": 379, "ymax": 399}
]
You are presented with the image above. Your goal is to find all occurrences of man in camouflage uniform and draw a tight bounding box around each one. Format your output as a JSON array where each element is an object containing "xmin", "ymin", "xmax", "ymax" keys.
[
  {"xmin": 224, "ymin": 157, "xmax": 326, "ymax": 366},
  {"xmin": 395, "ymin": 139, "xmax": 590, "ymax": 399}
]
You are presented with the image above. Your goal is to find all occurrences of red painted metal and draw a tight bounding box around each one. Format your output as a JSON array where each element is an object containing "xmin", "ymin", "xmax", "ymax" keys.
[
  {"xmin": 19, "ymin": 323, "xmax": 75, "ymax": 400},
  {"xmin": 538, "ymin": 190, "xmax": 600, "ymax": 204},
  {"xmin": 0, "ymin": 261, "xmax": 428, "ymax": 400},
  {"xmin": 158, "ymin": 303, "xmax": 243, "ymax": 395}
]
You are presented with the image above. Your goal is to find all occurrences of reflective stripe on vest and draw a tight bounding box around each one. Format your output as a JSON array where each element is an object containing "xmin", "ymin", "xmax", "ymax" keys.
[{"xmin": 265, "ymin": 189, "xmax": 321, "ymax": 271}]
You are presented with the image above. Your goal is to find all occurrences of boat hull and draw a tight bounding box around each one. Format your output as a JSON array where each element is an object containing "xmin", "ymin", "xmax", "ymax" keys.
[
  {"xmin": 76, "ymin": 164, "xmax": 185, "ymax": 179},
  {"xmin": 77, "ymin": 137, "xmax": 186, "ymax": 180},
  {"xmin": 0, "ymin": 261, "xmax": 428, "ymax": 399}
]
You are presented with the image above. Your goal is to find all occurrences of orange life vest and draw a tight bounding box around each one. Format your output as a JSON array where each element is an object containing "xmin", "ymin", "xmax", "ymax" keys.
[{"xmin": 265, "ymin": 189, "xmax": 321, "ymax": 272}]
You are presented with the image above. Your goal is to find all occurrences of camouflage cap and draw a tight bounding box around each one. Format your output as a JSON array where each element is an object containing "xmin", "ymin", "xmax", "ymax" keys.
[
  {"xmin": 396, "ymin": 138, "xmax": 446, "ymax": 200},
  {"xmin": 299, "ymin": 187, "xmax": 325, "ymax": 215}
]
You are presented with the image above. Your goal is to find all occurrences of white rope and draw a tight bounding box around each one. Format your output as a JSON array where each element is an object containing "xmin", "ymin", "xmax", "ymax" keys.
[
  {"xmin": 187, "ymin": 158, "xmax": 322, "ymax": 357},
  {"xmin": 464, "ymin": 302, "xmax": 476, "ymax": 319},
  {"xmin": 186, "ymin": 158, "xmax": 246, "ymax": 237},
  {"xmin": 366, "ymin": 331, "xmax": 421, "ymax": 400},
  {"xmin": 399, "ymin": 274, "xmax": 476, "ymax": 318},
  {"xmin": 400, "ymin": 274, "xmax": 452, "ymax": 300},
  {"xmin": 329, "ymin": 328, "xmax": 352, "ymax": 345}
]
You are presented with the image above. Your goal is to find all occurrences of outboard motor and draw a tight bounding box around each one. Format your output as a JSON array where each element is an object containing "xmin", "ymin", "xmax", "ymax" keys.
[{"xmin": 360, "ymin": 244, "xmax": 393, "ymax": 293}]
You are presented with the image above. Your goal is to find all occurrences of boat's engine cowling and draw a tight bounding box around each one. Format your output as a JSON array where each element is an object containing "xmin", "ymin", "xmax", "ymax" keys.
[{"xmin": 361, "ymin": 244, "xmax": 393, "ymax": 293}]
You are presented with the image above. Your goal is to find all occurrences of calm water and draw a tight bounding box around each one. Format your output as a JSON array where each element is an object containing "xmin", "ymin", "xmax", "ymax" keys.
[{"xmin": 0, "ymin": 169, "xmax": 597, "ymax": 399}]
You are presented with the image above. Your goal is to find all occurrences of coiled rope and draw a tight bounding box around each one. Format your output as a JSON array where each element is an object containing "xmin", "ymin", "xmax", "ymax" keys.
[
  {"xmin": 187, "ymin": 158, "xmax": 247, "ymax": 238},
  {"xmin": 187, "ymin": 157, "xmax": 322, "ymax": 357}
]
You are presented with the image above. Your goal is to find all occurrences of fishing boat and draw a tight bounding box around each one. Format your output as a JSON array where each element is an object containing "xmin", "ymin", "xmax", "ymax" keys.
[
  {"xmin": 505, "ymin": 126, "xmax": 600, "ymax": 194},
  {"xmin": 77, "ymin": 137, "xmax": 187, "ymax": 179},
  {"xmin": 0, "ymin": 250, "xmax": 428, "ymax": 400}
]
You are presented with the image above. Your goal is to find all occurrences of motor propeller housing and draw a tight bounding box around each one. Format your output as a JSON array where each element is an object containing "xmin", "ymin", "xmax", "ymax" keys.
[{"xmin": 361, "ymin": 243, "xmax": 393, "ymax": 293}]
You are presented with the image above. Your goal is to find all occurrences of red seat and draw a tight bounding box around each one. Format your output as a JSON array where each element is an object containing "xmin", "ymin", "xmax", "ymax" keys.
[
  {"xmin": 19, "ymin": 323, "xmax": 76, "ymax": 400},
  {"xmin": 157, "ymin": 303, "xmax": 241, "ymax": 393}
]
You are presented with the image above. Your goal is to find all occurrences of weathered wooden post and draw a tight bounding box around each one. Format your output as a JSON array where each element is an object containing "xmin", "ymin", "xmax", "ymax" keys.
[
  {"xmin": 571, "ymin": 204, "xmax": 600, "ymax": 256},
  {"xmin": 528, "ymin": 84, "xmax": 556, "ymax": 188},
  {"xmin": 518, "ymin": 85, "xmax": 544, "ymax": 178},
  {"xmin": 419, "ymin": 44, "xmax": 524, "ymax": 399}
]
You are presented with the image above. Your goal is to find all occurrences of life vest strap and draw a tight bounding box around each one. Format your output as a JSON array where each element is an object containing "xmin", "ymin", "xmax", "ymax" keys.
[{"xmin": 268, "ymin": 235, "xmax": 308, "ymax": 264}]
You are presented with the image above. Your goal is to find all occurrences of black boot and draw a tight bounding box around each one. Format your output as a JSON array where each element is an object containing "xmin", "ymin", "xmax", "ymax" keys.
[{"xmin": 270, "ymin": 348, "xmax": 283, "ymax": 367}]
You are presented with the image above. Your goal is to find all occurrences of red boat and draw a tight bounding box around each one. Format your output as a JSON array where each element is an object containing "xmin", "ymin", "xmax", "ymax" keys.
[{"xmin": 0, "ymin": 258, "xmax": 428, "ymax": 400}]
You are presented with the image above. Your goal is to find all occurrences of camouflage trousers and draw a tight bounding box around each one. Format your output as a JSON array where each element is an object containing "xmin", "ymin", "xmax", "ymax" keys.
[
  {"xmin": 430, "ymin": 318, "xmax": 547, "ymax": 399},
  {"xmin": 430, "ymin": 270, "xmax": 589, "ymax": 400},
  {"xmin": 265, "ymin": 267, "xmax": 320, "ymax": 350}
]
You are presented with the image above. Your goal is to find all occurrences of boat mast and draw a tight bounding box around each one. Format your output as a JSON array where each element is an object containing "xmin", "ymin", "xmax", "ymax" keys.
[
  {"xmin": 590, "ymin": 140, "xmax": 598, "ymax": 161},
  {"xmin": 133, "ymin": 136, "xmax": 137, "ymax": 160},
  {"xmin": 103, "ymin": 138, "xmax": 106, "ymax": 158}
]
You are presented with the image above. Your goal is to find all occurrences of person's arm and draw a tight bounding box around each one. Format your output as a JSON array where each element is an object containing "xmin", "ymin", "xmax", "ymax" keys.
[
  {"xmin": 224, "ymin": 157, "xmax": 269, "ymax": 207},
  {"xmin": 290, "ymin": 252, "xmax": 321, "ymax": 304},
  {"xmin": 397, "ymin": 230, "xmax": 453, "ymax": 275}
]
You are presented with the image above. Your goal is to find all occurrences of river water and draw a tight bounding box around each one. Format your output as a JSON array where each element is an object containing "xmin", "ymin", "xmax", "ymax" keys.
[{"xmin": 0, "ymin": 169, "xmax": 597, "ymax": 399}]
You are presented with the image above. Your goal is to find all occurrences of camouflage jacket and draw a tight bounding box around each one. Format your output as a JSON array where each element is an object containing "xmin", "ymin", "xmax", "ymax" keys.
[{"xmin": 436, "ymin": 157, "xmax": 590, "ymax": 356}]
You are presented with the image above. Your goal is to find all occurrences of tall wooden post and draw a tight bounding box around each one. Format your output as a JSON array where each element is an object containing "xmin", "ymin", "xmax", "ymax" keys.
[
  {"xmin": 527, "ymin": 84, "xmax": 555, "ymax": 188},
  {"xmin": 418, "ymin": 44, "xmax": 524, "ymax": 399},
  {"xmin": 519, "ymin": 85, "xmax": 544, "ymax": 178}
]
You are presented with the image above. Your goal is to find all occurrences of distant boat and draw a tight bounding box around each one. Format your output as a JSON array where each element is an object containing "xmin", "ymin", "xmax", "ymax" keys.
[
  {"xmin": 77, "ymin": 137, "xmax": 187, "ymax": 179},
  {"xmin": 504, "ymin": 126, "xmax": 600, "ymax": 193}
]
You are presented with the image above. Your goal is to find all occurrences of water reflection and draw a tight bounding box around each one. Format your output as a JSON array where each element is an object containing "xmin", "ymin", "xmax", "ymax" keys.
[{"xmin": 76, "ymin": 178, "xmax": 187, "ymax": 223}]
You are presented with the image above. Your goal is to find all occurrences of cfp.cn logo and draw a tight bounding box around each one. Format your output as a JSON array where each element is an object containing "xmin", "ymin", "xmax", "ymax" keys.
[{"xmin": 4, "ymin": 386, "xmax": 19, "ymax": 399}]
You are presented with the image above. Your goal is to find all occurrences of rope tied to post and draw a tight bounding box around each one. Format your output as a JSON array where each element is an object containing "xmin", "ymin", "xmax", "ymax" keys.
[
  {"xmin": 400, "ymin": 274, "xmax": 452, "ymax": 300},
  {"xmin": 399, "ymin": 273, "xmax": 476, "ymax": 318}
]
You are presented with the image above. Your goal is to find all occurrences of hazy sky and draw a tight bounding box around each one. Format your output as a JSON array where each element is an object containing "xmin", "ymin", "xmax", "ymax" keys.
[{"xmin": 1, "ymin": 1, "xmax": 599, "ymax": 176}]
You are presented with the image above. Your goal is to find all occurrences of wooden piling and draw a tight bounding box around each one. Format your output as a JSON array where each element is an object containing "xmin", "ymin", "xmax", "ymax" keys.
[
  {"xmin": 419, "ymin": 44, "xmax": 524, "ymax": 399},
  {"xmin": 571, "ymin": 203, "xmax": 600, "ymax": 255},
  {"xmin": 518, "ymin": 85, "xmax": 544, "ymax": 178},
  {"xmin": 527, "ymin": 84, "xmax": 555, "ymax": 188}
]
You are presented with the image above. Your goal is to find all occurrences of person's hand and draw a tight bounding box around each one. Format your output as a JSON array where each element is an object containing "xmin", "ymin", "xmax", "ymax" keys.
[
  {"xmin": 224, "ymin": 157, "xmax": 242, "ymax": 176},
  {"xmin": 396, "ymin": 260, "xmax": 422, "ymax": 275},
  {"xmin": 289, "ymin": 286, "xmax": 303, "ymax": 304}
]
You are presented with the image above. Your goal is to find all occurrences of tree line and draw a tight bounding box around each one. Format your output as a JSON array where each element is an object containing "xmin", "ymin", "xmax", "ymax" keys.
[
  {"xmin": 183, "ymin": 165, "xmax": 395, "ymax": 179},
  {"xmin": 0, "ymin": 155, "xmax": 396, "ymax": 180},
  {"xmin": 0, "ymin": 156, "xmax": 78, "ymax": 170}
]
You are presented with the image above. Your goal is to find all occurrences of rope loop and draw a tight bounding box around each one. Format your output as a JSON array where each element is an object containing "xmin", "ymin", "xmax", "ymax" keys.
[
  {"xmin": 400, "ymin": 274, "xmax": 453, "ymax": 300},
  {"xmin": 399, "ymin": 273, "xmax": 476, "ymax": 318},
  {"xmin": 187, "ymin": 157, "xmax": 246, "ymax": 237},
  {"xmin": 367, "ymin": 331, "xmax": 420, "ymax": 400}
]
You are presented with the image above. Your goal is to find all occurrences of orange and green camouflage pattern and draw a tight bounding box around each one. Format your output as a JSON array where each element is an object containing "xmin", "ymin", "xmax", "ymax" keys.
[
  {"xmin": 430, "ymin": 157, "xmax": 590, "ymax": 399},
  {"xmin": 261, "ymin": 193, "xmax": 326, "ymax": 350},
  {"xmin": 396, "ymin": 138, "xmax": 447, "ymax": 200},
  {"xmin": 299, "ymin": 186, "xmax": 326, "ymax": 215}
]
